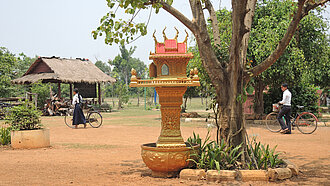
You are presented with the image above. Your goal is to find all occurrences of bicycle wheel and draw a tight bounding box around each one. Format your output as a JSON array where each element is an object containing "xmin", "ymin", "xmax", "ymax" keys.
[
  {"xmin": 265, "ymin": 112, "xmax": 281, "ymax": 132},
  {"xmin": 296, "ymin": 112, "xmax": 317, "ymax": 134},
  {"xmin": 64, "ymin": 109, "xmax": 75, "ymax": 128},
  {"xmin": 88, "ymin": 112, "xmax": 103, "ymax": 128}
]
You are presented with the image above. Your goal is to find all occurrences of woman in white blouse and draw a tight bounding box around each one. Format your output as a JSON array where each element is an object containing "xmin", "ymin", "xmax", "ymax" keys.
[{"xmin": 72, "ymin": 88, "xmax": 86, "ymax": 128}]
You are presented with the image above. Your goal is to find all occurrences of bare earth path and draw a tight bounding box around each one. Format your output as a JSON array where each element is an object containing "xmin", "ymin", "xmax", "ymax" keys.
[{"xmin": 0, "ymin": 114, "xmax": 329, "ymax": 186}]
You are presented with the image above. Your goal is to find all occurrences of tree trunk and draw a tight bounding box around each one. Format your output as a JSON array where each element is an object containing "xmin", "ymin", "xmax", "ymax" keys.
[
  {"xmin": 137, "ymin": 94, "xmax": 140, "ymax": 106},
  {"xmin": 118, "ymin": 98, "xmax": 122, "ymax": 110},
  {"xmin": 137, "ymin": 88, "xmax": 140, "ymax": 106},
  {"xmin": 215, "ymin": 68, "xmax": 246, "ymax": 147},
  {"xmin": 182, "ymin": 97, "xmax": 188, "ymax": 113},
  {"xmin": 253, "ymin": 78, "xmax": 265, "ymax": 118}
]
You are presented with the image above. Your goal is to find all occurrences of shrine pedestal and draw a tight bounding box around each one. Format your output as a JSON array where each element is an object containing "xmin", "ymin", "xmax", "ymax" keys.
[
  {"xmin": 130, "ymin": 28, "xmax": 200, "ymax": 178},
  {"xmin": 141, "ymin": 87, "xmax": 199, "ymax": 177},
  {"xmin": 156, "ymin": 87, "xmax": 186, "ymax": 148}
]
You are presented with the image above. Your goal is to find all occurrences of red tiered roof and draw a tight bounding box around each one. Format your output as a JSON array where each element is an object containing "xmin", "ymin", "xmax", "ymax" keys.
[{"xmin": 150, "ymin": 31, "xmax": 193, "ymax": 59}]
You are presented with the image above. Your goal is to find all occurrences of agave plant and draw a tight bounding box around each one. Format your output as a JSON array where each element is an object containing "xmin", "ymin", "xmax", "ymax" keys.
[{"xmin": 187, "ymin": 131, "xmax": 244, "ymax": 171}]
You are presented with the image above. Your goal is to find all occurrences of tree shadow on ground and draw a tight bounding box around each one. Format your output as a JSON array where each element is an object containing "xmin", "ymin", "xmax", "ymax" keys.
[
  {"xmin": 289, "ymin": 158, "xmax": 330, "ymax": 185},
  {"xmin": 119, "ymin": 159, "xmax": 152, "ymax": 177}
]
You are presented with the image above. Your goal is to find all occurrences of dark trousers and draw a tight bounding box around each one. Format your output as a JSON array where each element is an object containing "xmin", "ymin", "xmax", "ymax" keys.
[
  {"xmin": 72, "ymin": 104, "xmax": 86, "ymax": 125},
  {"xmin": 277, "ymin": 106, "xmax": 291, "ymax": 132}
]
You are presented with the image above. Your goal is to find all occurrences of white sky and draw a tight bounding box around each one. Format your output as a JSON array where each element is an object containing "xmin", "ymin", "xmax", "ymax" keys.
[{"xmin": 0, "ymin": 0, "xmax": 329, "ymax": 65}]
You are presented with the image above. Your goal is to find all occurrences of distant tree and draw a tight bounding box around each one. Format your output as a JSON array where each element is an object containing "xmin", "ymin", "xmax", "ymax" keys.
[
  {"xmin": 247, "ymin": 0, "xmax": 306, "ymax": 115},
  {"xmin": 110, "ymin": 45, "xmax": 146, "ymax": 88},
  {"xmin": 15, "ymin": 53, "xmax": 35, "ymax": 77},
  {"xmin": 115, "ymin": 82, "xmax": 129, "ymax": 109},
  {"xmin": 95, "ymin": 60, "xmax": 112, "ymax": 76},
  {"xmin": 0, "ymin": 47, "xmax": 17, "ymax": 97},
  {"xmin": 297, "ymin": 11, "xmax": 330, "ymax": 89}
]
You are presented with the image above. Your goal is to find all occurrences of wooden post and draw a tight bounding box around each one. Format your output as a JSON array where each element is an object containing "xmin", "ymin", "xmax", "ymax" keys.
[
  {"xmin": 98, "ymin": 83, "xmax": 101, "ymax": 105},
  {"xmin": 69, "ymin": 84, "xmax": 73, "ymax": 101},
  {"xmin": 57, "ymin": 82, "xmax": 61, "ymax": 98}
]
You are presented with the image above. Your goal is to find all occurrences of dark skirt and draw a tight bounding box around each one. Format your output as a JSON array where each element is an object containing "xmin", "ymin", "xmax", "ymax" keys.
[{"xmin": 72, "ymin": 104, "xmax": 86, "ymax": 125}]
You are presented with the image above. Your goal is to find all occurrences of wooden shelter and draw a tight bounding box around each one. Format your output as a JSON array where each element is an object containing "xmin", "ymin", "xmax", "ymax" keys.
[{"xmin": 12, "ymin": 56, "xmax": 116, "ymax": 105}]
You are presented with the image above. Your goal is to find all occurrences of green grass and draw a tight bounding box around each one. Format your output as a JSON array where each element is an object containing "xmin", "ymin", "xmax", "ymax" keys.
[{"xmin": 104, "ymin": 97, "xmax": 210, "ymax": 112}]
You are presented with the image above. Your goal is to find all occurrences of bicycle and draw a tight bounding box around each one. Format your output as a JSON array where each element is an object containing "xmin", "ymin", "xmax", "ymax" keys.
[
  {"xmin": 265, "ymin": 105, "xmax": 318, "ymax": 134},
  {"xmin": 64, "ymin": 105, "xmax": 103, "ymax": 128}
]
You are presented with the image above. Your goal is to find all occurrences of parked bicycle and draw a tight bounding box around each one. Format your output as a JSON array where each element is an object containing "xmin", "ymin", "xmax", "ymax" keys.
[
  {"xmin": 64, "ymin": 105, "xmax": 103, "ymax": 128},
  {"xmin": 266, "ymin": 104, "xmax": 318, "ymax": 134}
]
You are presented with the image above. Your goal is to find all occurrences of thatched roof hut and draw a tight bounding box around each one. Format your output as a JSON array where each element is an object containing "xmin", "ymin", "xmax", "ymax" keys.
[
  {"xmin": 12, "ymin": 56, "xmax": 116, "ymax": 84},
  {"xmin": 12, "ymin": 56, "xmax": 116, "ymax": 105}
]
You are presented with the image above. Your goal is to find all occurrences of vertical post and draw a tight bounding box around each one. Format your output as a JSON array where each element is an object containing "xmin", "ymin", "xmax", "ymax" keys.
[
  {"xmin": 144, "ymin": 87, "xmax": 147, "ymax": 110},
  {"xmin": 34, "ymin": 94, "xmax": 38, "ymax": 108},
  {"xmin": 57, "ymin": 82, "xmax": 61, "ymax": 98},
  {"xmin": 154, "ymin": 88, "xmax": 157, "ymax": 106},
  {"xmin": 98, "ymin": 83, "xmax": 101, "ymax": 105},
  {"xmin": 69, "ymin": 84, "xmax": 73, "ymax": 101}
]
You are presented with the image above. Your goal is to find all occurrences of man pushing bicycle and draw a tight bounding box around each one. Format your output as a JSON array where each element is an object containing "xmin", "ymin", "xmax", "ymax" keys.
[{"xmin": 278, "ymin": 83, "xmax": 292, "ymax": 134}]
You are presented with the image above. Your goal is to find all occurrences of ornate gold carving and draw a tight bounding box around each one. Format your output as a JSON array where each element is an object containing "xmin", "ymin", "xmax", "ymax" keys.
[
  {"xmin": 152, "ymin": 30, "xmax": 157, "ymax": 44},
  {"xmin": 174, "ymin": 27, "xmax": 179, "ymax": 40},
  {"xmin": 141, "ymin": 143, "xmax": 199, "ymax": 177},
  {"xmin": 193, "ymin": 67, "xmax": 200, "ymax": 81},
  {"xmin": 130, "ymin": 68, "xmax": 138, "ymax": 85},
  {"xmin": 183, "ymin": 30, "xmax": 189, "ymax": 43},
  {"xmin": 162, "ymin": 27, "xmax": 168, "ymax": 40},
  {"xmin": 131, "ymin": 68, "xmax": 137, "ymax": 76},
  {"xmin": 161, "ymin": 107, "xmax": 180, "ymax": 130}
]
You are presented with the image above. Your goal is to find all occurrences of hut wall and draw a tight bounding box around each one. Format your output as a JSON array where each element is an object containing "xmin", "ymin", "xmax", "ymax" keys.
[{"xmin": 74, "ymin": 83, "xmax": 97, "ymax": 98}]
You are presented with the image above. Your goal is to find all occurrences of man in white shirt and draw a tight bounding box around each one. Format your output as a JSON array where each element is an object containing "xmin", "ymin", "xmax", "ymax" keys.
[{"xmin": 277, "ymin": 83, "xmax": 292, "ymax": 134}]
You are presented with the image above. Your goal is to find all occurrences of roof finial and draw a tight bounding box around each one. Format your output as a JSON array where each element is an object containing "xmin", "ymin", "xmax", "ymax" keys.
[
  {"xmin": 183, "ymin": 30, "xmax": 189, "ymax": 43},
  {"xmin": 152, "ymin": 30, "xmax": 158, "ymax": 44},
  {"xmin": 162, "ymin": 27, "xmax": 168, "ymax": 41},
  {"xmin": 174, "ymin": 27, "xmax": 179, "ymax": 40}
]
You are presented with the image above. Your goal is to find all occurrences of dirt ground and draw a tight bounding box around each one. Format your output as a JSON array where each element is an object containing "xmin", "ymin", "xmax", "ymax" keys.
[{"xmin": 0, "ymin": 113, "xmax": 329, "ymax": 186}]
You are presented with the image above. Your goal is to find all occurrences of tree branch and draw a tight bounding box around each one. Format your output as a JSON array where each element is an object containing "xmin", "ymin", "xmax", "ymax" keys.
[
  {"xmin": 303, "ymin": 0, "xmax": 329, "ymax": 16},
  {"xmin": 160, "ymin": 1, "xmax": 196, "ymax": 33},
  {"xmin": 246, "ymin": 0, "xmax": 320, "ymax": 80},
  {"xmin": 204, "ymin": 0, "xmax": 221, "ymax": 48}
]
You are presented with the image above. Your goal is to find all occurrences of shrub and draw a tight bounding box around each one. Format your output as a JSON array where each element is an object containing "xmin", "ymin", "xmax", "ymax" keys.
[
  {"xmin": 187, "ymin": 131, "xmax": 243, "ymax": 171},
  {"xmin": 5, "ymin": 100, "xmax": 42, "ymax": 130},
  {"xmin": 246, "ymin": 137, "xmax": 284, "ymax": 170},
  {"xmin": 0, "ymin": 127, "xmax": 11, "ymax": 145},
  {"xmin": 187, "ymin": 132, "xmax": 284, "ymax": 171}
]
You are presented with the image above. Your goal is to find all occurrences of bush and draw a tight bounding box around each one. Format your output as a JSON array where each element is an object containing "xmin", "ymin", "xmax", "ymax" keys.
[
  {"xmin": 0, "ymin": 127, "xmax": 11, "ymax": 145},
  {"xmin": 187, "ymin": 131, "xmax": 243, "ymax": 171},
  {"xmin": 187, "ymin": 132, "xmax": 283, "ymax": 171},
  {"xmin": 246, "ymin": 137, "xmax": 284, "ymax": 170},
  {"xmin": 5, "ymin": 100, "xmax": 42, "ymax": 130},
  {"xmin": 264, "ymin": 83, "xmax": 319, "ymax": 115}
]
